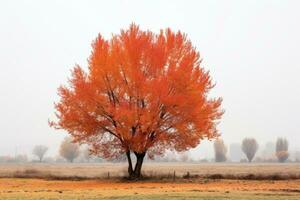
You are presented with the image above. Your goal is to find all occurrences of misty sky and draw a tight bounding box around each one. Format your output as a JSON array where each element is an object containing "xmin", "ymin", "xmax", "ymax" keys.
[{"xmin": 0, "ymin": 0, "xmax": 299, "ymax": 158}]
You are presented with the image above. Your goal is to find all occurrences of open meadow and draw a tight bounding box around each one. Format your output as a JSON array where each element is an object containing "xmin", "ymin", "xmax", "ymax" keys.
[
  {"xmin": 0, "ymin": 163, "xmax": 299, "ymax": 199},
  {"xmin": 0, "ymin": 162, "xmax": 300, "ymax": 179}
]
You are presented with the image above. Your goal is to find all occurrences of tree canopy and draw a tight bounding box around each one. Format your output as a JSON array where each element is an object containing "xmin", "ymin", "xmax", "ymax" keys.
[{"xmin": 50, "ymin": 24, "xmax": 223, "ymax": 177}]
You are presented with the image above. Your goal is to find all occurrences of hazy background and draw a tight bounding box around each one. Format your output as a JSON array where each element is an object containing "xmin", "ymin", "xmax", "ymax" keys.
[{"xmin": 0, "ymin": 0, "xmax": 299, "ymax": 159}]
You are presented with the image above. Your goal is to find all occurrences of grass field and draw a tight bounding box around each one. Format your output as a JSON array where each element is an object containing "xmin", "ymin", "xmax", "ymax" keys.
[
  {"xmin": 0, "ymin": 178, "xmax": 299, "ymax": 199},
  {"xmin": 0, "ymin": 163, "xmax": 299, "ymax": 199},
  {"xmin": 0, "ymin": 162, "xmax": 299, "ymax": 179}
]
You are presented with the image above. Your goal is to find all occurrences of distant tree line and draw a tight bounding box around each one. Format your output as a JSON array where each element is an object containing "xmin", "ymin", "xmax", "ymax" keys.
[
  {"xmin": 0, "ymin": 137, "xmax": 298, "ymax": 163},
  {"xmin": 213, "ymin": 137, "xmax": 293, "ymax": 163},
  {"xmin": 0, "ymin": 137, "xmax": 104, "ymax": 164}
]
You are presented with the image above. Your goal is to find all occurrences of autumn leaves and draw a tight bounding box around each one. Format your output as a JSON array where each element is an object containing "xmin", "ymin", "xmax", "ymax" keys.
[{"xmin": 51, "ymin": 24, "xmax": 223, "ymax": 178}]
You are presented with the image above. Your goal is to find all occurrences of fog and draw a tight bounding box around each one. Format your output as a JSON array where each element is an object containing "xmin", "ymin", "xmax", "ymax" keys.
[{"xmin": 0, "ymin": 0, "xmax": 299, "ymax": 160}]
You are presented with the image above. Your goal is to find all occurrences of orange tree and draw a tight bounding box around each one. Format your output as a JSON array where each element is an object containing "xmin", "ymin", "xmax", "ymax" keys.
[{"xmin": 50, "ymin": 24, "xmax": 223, "ymax": 178}]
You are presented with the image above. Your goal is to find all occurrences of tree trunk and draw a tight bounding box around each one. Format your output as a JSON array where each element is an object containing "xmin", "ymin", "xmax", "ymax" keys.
[
  {"xmin": 133, "ymin": 152, "xmax": 146, "ymax": 178},
  {"xmin": 125, "ymin": 151, "xmax": 146, "ymax": 179},
  {"xmin": 126, "ymin": 151, "xmax": 134, "ymax": 177}
]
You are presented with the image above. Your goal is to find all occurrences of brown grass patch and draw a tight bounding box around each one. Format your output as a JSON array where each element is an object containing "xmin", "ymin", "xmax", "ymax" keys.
[{"xmin": 0, "ymin": 163, "xmax": 299, "ymax": 181}]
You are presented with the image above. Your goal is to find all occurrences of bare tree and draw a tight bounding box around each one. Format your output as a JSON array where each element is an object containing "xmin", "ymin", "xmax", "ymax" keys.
[
  {"xmin": 214, "ymin": 139, "xmax": 227, "ymax": 162},
  {"xmin": 242, "ymin": 138, "xmax": 258, "ymax": 162},
  {"xmin": 276, "ymin": 138, "xmax": 289, "ymax": 163},
  {"xmin": 32, "ymin": 145, "xmax": 48, "ymax": 162},
  {"xmin": 59, "ymin": 137, "xmax": 80, "ymax": 163}
]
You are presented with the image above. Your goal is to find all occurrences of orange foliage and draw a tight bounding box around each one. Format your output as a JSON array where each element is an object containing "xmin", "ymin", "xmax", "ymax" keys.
[{"xmin": 50, "ymin": 24, "xmax": 223, "ymax": 159}]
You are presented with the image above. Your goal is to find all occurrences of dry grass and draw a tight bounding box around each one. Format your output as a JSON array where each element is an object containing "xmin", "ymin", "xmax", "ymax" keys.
[
  {"xmin": 0, "ymin": 163, "xmax": 299, "ymax": 181},
  {"xmin": 0, "ymin": 163, "xmax": 299, "ymax": 199},
  {"xmin": 0, "ymin": 178, "xmax": 299, "ymax": 200}
]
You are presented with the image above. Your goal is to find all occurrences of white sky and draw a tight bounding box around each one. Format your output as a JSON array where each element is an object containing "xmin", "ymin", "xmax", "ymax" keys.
[{"xmin": 0, "ymin": 0, "xmax": 299, "ymax": 158}]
